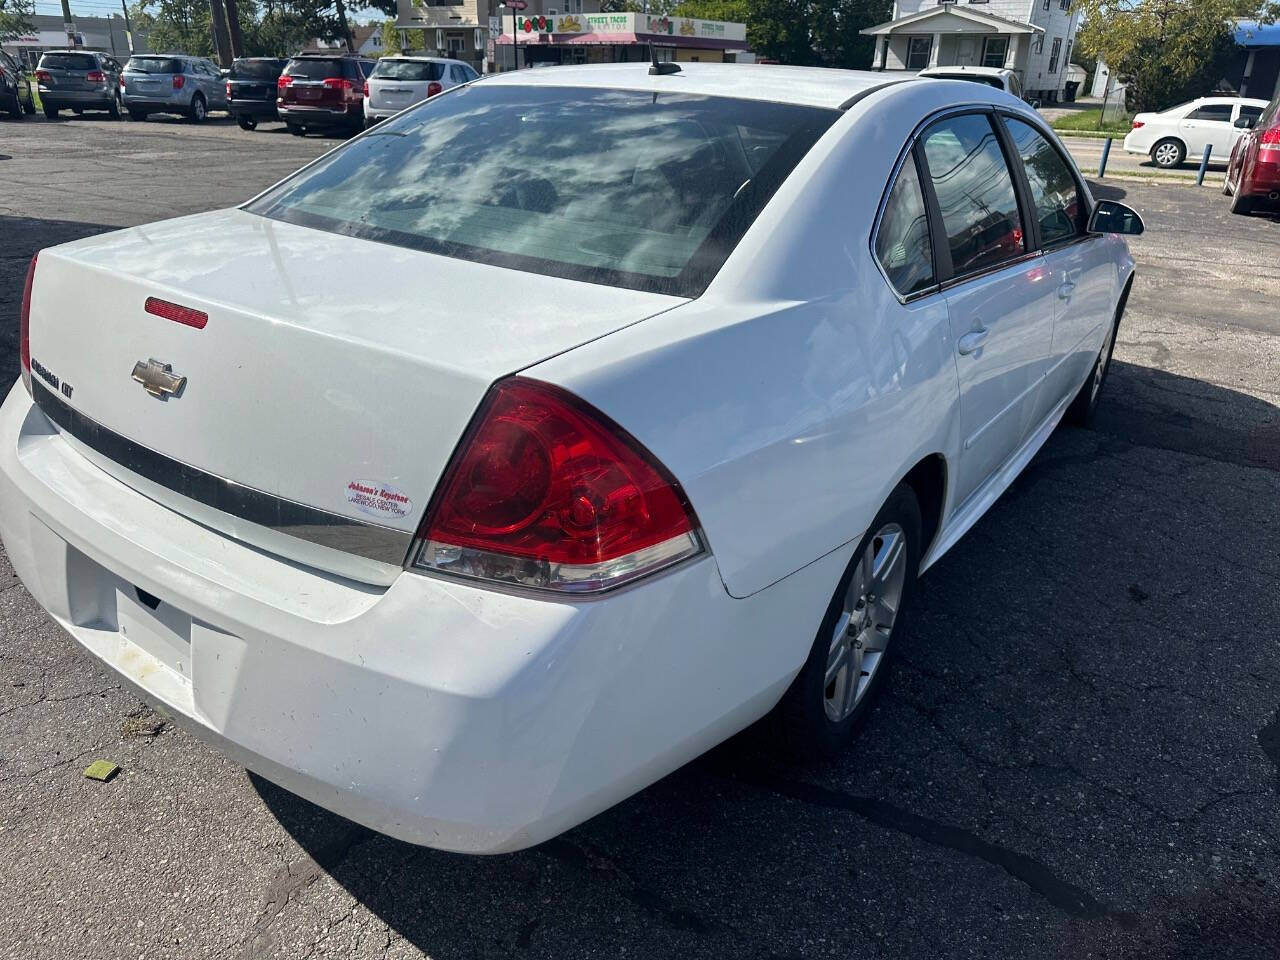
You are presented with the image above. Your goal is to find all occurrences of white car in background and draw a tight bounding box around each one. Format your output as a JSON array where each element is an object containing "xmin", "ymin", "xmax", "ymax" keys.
[
  {"xmin": 363, "ymin": 55, "xmax": 479, "ymax": 127},
  {"xmin": 5, "ymin": 66, "xmax": 1142, "ymax": 854},
  {"xmin": 1123, "ymin": 96, "xmax": 1269, "ymax": 168},
  {"xmin": 917, "ymin": 65, "xmax": 1026, "ymax": 100}
]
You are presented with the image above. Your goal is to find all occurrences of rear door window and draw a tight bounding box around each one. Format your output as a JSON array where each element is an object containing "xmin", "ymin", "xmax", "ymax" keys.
[
  {"xmin": 1003, "ymin": 116, "xmax": 1084, "ymax": 247},
  {"xmin": 248, "ymin": 86, "xmax": 838, "ymax": 297},
  {"xmin": 920, "ymin": 113, "xmax": 1026, "ymax": 277},
  {"xmin": 874, "ymin": 155, "xmax": 935, "ymax": 297}
]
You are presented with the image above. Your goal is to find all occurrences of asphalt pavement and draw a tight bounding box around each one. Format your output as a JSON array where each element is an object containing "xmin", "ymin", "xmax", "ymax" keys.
[{"xmin": 2, "ymin": 112, "xmax": 1280, "ymax": 960}]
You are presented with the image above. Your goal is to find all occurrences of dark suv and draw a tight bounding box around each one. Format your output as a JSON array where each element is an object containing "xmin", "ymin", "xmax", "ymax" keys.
[
  {"xmin": 227, "ymin": 57, "xmax": 288, "ymax": 130},
  {"xmin": 34, "ymin": 50, "xmax": 124, "ymax": 119},
  {"xmin": 277, "ymin": 53, "xmax": 374, "ymax": 135},
  {"xmin": 0, "ymin": 49, "xmax": 35, "ymax": 119}
]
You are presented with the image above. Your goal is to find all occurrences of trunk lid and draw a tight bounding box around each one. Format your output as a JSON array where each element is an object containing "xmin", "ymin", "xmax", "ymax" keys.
[
  {"xmin": 27, "ymin": 208, "xmax": 683, "ymax": 582},
  {"xmin": 367, "ymin": 78, "xmax": 431, "ymax": 113}
]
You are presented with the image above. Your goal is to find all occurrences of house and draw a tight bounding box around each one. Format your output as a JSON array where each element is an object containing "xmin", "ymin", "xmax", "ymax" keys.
[
  {"xmin": 1223, "ymin": 20, "xmax": 1280, "ymax": 102},
  {"xmin": 303, "ymin": 24, "xmax": 385, "ymax": 57},
  {"xmin": 860, "ymin": 0, "xmax": 1082, "ymax": 103}
]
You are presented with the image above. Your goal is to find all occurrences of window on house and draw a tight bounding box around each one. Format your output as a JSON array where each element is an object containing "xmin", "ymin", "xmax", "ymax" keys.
[
  {"xmin": 1047, "ymin": 37, "xmax": 1061, "ymax": 72},
  {"xmin": 1032, "ymin": 35, "xmax": 1044, "ymax": 54},
  {"xmin": 981, "ymin": 37, "xmax": 1008, "ymax": 68},
  {"xmin": 906, "ymin": 36, "xmax": 932, "ymax": 70},
  {"xmin": 1043, "ymin": 0, "xmax": 1050, "ymax": 9},
  {"xmin": 1060, "ymin": 0, "xmax": 1070, "ymax": 8}
]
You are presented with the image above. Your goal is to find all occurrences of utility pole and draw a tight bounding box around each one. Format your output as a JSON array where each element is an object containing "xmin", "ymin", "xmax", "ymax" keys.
[
  {"xmin": 121, "ymin": 0, "xmax": 135, "ymax": 54},
  {"xmin": 60, "ymin": 0, "xmax": 76, "ymax": 48},
  {"xmin": 208, "ymin": 0, "xmax": 233, "ymax": 66},
  {"xmin": 223, "ymin": 0, "xmax": 245, "ymax": 58}
]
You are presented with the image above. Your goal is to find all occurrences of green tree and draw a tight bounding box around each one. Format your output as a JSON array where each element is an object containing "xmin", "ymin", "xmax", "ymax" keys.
[
  {"xmin": 1076, "ymin": 0, "xmax": 1280, "ymax": 113},
  {"xmin": 0, "ymin": 0, "xmax": 35, "ymax": 44},
  {"xmin": 134, "ymin": 0, "xmax": 215, "ymax": 55},
  {"xmin": 675, "ymin": 0, "xmax": 888, "ymax": 67}
]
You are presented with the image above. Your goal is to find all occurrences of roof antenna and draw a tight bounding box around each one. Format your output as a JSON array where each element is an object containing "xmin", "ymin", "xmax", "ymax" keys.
[{"xmin": 649, "ymin": 42, "xmax": 681, "ymax": 76}]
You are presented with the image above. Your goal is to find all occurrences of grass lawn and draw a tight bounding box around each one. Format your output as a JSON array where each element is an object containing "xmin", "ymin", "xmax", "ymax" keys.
[
  {"xmin": 28, "ymin": 77, "xmax": 41, "ymax": 112},
  {"xmin": 1051, "ymin": 108, "xmax": 1132, "ymax": 136}
]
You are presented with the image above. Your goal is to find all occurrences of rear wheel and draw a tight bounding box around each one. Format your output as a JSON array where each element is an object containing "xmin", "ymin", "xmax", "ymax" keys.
[
  {"xmin": 23, "ymin": 92, "xmax": 35, "ymax": 114},
  {"xmin": 287, "ymin": 122, "xmax": 304, "ymax": 136},
  {"xmin": 188, "ymin": 94, "xmax": 207, "ymax": 123},
  {"xmin": 128, "ymin": 107, "xmax": 147, "ymax": 121},
  {"xmin": 1065, "ymin": 302, "xmax": 1123, "ymax": 427},
  {"xmin": 108, "ymin": 92, "xmax": 121, "ymax": 119},
  {"xmin": 772, "ymin": 484, "xmax": 921, "ymax": 758},
  {"xmin": 43, "ymin": 104, "xmax": 58, "ymax": 119},
  {"xmin": 6, "ymin": 93, "xmax": 21, "ymax": 119},
  {"xmin": 1229, "ymin": 188, "xmax": 1255, "ymax": 216},
  {"xmin": 1150, "ymin": 138, "xmax": 1185, "ymax": 169},
  {"xmin": 236, "ymin": 115, "xmax": 257, "ymax": 130}
]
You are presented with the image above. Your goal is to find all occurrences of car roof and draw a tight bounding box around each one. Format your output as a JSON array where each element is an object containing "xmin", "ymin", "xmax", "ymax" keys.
[
  {"xmin": 1189, "ymin": 96, "xmax": 1270, "ymax": 105},
  {"xmin": 379, "ymin": 55, "xmax": 459, "ymax": 63},
  {"xmin": 478, "ymin": 62, "xmax": 910, "ymax": 109}
]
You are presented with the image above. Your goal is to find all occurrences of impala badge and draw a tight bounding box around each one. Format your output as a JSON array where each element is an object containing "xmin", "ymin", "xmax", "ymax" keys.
[{"xmin": 131, "ymin": 359, "xmax": 186, "ymax": 399}]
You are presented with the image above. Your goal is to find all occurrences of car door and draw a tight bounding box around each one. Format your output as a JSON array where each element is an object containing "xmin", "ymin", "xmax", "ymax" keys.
[
  {"xmin": 1001, "ymin": 114, "xmax": 1115, "ymax": 424},
  {"xmin": 918, "ymin": 111, "xmax": 1057, "ymax": 508},
  {"xmin": 1178, "ymin": 102, "xmax": 1235, "ymax": 160}
]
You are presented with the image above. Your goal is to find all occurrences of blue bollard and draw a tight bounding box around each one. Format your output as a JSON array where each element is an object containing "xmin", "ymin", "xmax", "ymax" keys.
[
  {"xmin": 1097, "ymin": 138, "xmax": 1112, "ymax": 178},
  {"xmin": 1196, "ymin": 143, "xmax": 1212, "ymax": 185}
]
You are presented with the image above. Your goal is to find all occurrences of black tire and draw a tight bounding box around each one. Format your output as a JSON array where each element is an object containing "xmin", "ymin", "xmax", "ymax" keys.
[
  {"xmin": 236, "ymin": 115, "xmax": 257, "ymax": 130},
  {"xmin": 128, "ymin": 107, "xmax": 147, "ymax": 121},
  {"xmin": 6, "ymin": 91, "xmax": 21, "ymax": 119},
  {"xmin": 108, "ymin": 92, "xmax": 121, "ymax": 119},
  {"xmin": 1065, "ymin": 282, "xmax": 1130, "ymax": 427},
  {"xmin": 43, "ymin": 104, "xmax": 58, "ymax": 119},
  {"xmin": 1229, "ymin": 188, "xmax": 1254, "ymax": 217},
  {"xmin": 188, "ymin": 94, "xmax": 207, "ymax": 123},
  {"xmin": 71, "ymin": 107, "xmax": 83, "ymax": 115},
  {"xmin": 1149, "ymin": 138, "xmax": 1185, "ymax": 169},
  {"xmin": 287, "ymin": 122, "xmax": 304, "ymax": 136},
  {"xmin": 23, "ymin": 92, "xmax": 35, "ymax": 114},
  {"xmin": 772, "ymin": 484, "xmax": 922, "ymax": 759}
]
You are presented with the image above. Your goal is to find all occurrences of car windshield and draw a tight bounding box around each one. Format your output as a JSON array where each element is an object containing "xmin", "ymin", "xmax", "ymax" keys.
[
  {"xmin": 283, "ymin": 58, "xmax": 347, "ymax": 80},
  {"xmin": 247, "ymin": 85, "xmax": 837, "ymax": 296},
  {"xmin": 231, "ymin": 59, "xmax": 284, "ymax": 79},
  {"xmin": 40, "ymin": 53, "xmax": 98, "ymax": 70},
  {"xmin": 126, "ymin": 57, "xmax": 182, "ymax": 73},
  {"xmin": 371, "ymin": 59, "xmax": 445, "ymax": 81}
]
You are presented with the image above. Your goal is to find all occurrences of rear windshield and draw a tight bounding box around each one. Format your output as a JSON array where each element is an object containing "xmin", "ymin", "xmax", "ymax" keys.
[
  {"xmin": 370, "ymin": 59, "xmax": 445, "ymax": 81},
  {"xmin": 126, "ymin": 57, "xmax": 182, "ymax": 74},
  {"xmin": 39, "ymin": 53, "xmax": 98, "ymax": 70},
  {"xmin": 230, "ymin": 59, "xmax": 285, "ymax": 79},
  {"xmin": 247, "ymin": 85, "xmax": 837, "ymax": 297},
  {"xmin": 283, "ymin": 58, "xmax": 348, "ymax": 80}
]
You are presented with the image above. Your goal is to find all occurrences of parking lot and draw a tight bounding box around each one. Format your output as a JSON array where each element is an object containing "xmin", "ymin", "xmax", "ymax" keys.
[{"xmin": 2, "ymin": 113, "xmax": 1280, "ymax": 960}]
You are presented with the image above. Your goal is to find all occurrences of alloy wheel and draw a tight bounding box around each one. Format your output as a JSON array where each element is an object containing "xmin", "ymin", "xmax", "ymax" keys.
[
  {"xmin": 1153, "ymin": 142, "xmax": 1180, "ymax": 167},
  {"xmin": 823, "ymin": 523, "xmax": 907, "ymax": 722}
]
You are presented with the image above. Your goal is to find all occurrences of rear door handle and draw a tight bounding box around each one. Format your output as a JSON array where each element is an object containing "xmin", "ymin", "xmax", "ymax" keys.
[{"xmin": 957, "ymin": 328, "xmax": 989, "ymax": 356}]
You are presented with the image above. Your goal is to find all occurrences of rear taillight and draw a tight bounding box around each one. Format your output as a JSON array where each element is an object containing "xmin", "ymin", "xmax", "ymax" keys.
[
  {"xmin": 144, "ymin": 297, "xmax": 208, "ymax": 330},
  {"xmin": 19, "ymin": 254, "xmax": 38, "ymax": 396},
  {"xmin": 1131, "ymin": 120, "xmax": 1144, "ymax": 129},
  {"xmin": 119, "ymin": 74, "xmax": 126, "ymax": 88},
  {"xmin": 277, "ymin": 74, "xmax": 292, "ymax": 88},
  {"xmin": 172, "ymin": 74, "xmax": 185, "ymax": 89},
  {"xmin": 34, "ymin": 70, "xmax": 50, "ymax": 82},
  {"xmin": 87, "ymin": 69, "xmax": 105, "ymax": 83},
  {"xmin": 362, "ymin": 80, "xmax": 369, "ymax": 97},
  {"xmin": 323, "ymin": 77, "xmax": 360, "ymax": 102},
  {"xmin": 427, "ymin": 81, "xmax": 442, "ymax": 97},
  {"xmin": 1261, "ymin": 127, "xmax": 1280, "ymax": 151},
  {"xmin": 414, "ymin": 378, "xmax": 703, "ymax": 593},
  {"xmin": 226, "ymin": 80, "xmax": 232, "ymax": 97}
]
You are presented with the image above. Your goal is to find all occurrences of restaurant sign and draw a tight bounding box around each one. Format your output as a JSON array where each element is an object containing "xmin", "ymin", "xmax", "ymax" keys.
[{"xmin": 503, "ymin": 12, "xmax": 746, "ymax": 42}]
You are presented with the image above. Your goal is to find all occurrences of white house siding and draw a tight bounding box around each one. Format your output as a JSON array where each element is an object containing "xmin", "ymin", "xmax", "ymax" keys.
[
  {"xmin": 893, "ymin": 0, "xmax": 1034, "ymax": 22},
  {"xmin": 1023, "ymin": 0, "xmax": 1081, "ymax": 99}
]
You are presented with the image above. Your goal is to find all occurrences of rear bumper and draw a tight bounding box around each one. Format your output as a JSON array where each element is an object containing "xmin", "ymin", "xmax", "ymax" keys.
[
  {"xmin": 278, "ymin": 103, "xmax": 361, "ymax": 126},
  {"xmin": 1242, "ymin": 154, "xmax": 1280, "ymax": 197},
  {"xmin": 122, "ymin": 93, "xmax": 188, "ymax": 111},
  {"xmin": 1121, "ymin": 130, "xmax": 1153, "ymax": 155},
  {"xmin": 229, "ymin": 99, "xmax": 277, "ymax": 119},
  {"xmin": 39, "ymin": 89, "xmax": 114, "ymax": 107},
  {"xmin": 0, "ymin": 381, "xmax": 835, "ymax": 853}
]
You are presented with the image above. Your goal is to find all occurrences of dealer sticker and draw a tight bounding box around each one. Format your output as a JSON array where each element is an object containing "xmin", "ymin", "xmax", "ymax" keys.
[{"xmin": 345, "ymin": 479, "xmax": 413, "ymax": 522}]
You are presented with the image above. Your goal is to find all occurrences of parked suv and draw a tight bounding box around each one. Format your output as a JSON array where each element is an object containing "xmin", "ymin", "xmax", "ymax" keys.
[
  {"xmin": 33, "ymin": 50, "xmax": 123, "ymax": 119},
  {"xmin": 363, "ymin": 56, "xmax": 478, "ymax": 127},
  {"xmin": 226, "ymin": 57, "xmax": 288, "ymax": 130},
  {"xmin": 0, "ymin": 49, "xmax": 35, "ymax": 119},
  {"xmin": 277, "ymin": 53, "xmax": 374, "ymax": 135},
  {"xmin": 121, "ymin": 54, "xmax": 228, "ymax": 123},
  {"xmin": 1224, "ymin": 97, "xmax": 1280, "ymax": 215}
]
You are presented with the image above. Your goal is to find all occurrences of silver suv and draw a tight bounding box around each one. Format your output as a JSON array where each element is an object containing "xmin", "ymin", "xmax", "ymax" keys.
[
  {"xmin": 121, "ymin": 54, "xmax": 228, "ymax": 123},
  {"xmin": 34, "ymin": 50, "xmax": 124, "ymax": 119}
]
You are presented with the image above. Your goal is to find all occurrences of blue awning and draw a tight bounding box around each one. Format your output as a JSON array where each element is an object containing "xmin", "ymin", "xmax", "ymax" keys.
[{"xmin": 1234, "ymin": 20, "xmax": 1280, "ymax": 47}]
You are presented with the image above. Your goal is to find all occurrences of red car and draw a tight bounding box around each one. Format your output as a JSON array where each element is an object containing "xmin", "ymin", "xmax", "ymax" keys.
[{"xmin": 1225, "ymin": 97, "xmax": 1280, "ymax": 215}]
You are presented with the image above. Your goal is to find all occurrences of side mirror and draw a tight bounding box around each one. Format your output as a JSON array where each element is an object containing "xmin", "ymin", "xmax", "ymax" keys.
[
  {"xmin": 1088, "ymin": 199, "xmax": 1144, "ymax": 236},
  {"xmin": 1235, "ymin": 116, "xmax": 1256, "ymax": 129}
]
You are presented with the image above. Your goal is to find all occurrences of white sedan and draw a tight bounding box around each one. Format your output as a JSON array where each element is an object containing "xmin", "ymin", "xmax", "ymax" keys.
[
  {"xmin": 3, "ymin": 64, "xmax": 1141, "ymax": 853},
  {"xmin": 1123, "ymin": 95, "xmax": 1269, "ymax": 168}
]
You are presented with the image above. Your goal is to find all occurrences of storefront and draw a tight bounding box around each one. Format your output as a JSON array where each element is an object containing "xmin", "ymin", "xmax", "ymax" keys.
[{"xmin": 495, "ymin": 13, "xmax": 748, "ymax": 68}]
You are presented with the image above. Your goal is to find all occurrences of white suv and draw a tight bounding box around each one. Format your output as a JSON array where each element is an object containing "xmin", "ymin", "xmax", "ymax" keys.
[
  {"xmin": 1123, "ymin": 96, "xmax": 1270, "ymax": 168},
  {"xmin": 363, "ymin": 56, "xmax": 479, "ymax": 127}
]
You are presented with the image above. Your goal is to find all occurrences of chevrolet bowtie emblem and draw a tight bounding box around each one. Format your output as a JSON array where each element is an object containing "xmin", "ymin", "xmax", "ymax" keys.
[{"xmin": 131, "ymin": 359, "xmax": 186, "ymax": 399}]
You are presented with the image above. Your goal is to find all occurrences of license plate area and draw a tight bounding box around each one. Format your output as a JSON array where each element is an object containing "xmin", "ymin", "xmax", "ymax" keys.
[
  {"xmin": 116, "ymin": 586, "xmax": 192, "ymax": 680},
  {"xmin": 297, "ymin": 86, "xmax": 320, "ymax": 100}
]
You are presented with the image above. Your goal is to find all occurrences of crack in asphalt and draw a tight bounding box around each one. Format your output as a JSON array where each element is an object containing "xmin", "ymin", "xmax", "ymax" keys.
[{"xmin": 729, "ymin": 771, "xmax": 1123, "ymax": 921}]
